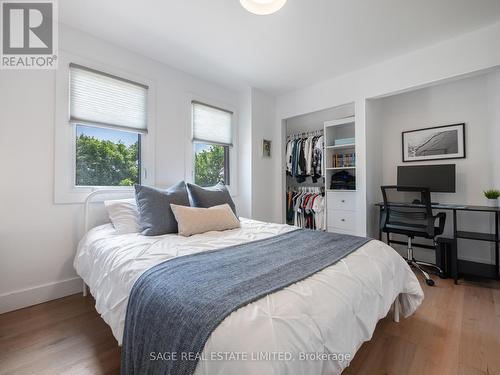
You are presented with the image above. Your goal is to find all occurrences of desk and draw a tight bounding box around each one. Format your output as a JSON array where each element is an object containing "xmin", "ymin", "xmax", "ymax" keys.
[{"xmin": 375, "ymin": 202, "xmax": 500, "ymax": 282}]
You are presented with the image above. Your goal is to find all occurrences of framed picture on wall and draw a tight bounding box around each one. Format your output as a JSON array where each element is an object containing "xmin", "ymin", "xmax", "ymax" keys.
[
  {"xmin": 402, "ymin": 123, "xmax": 465, "ymax": 162},
  {"xmin": 262, "ymin": 139, "xmax": 271, "ymax": 158}
]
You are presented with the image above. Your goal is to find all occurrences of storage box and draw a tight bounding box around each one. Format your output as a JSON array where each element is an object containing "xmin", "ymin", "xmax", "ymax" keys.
[{"xmin": 334, "ymin": 138, "xmax": 355, "ymax": 146}]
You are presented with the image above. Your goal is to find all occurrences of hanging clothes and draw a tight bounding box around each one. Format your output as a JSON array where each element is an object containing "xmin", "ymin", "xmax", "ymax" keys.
[
  {"xmin": 286, "ymin": 189, "xmax": 325, "ymax": 230},
  {"xmin": 311, "ymin": 135, "xmax": 323, "ymax": 183},
  {"xmin": 285, "ymin": 132, "xmax": 324, "ymax": 184}
]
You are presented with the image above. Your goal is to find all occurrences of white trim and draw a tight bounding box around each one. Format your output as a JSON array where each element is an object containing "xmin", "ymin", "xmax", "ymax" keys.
[
  {"xmin": 0, "ymin": 277, "xmax": 82, "ymax": 314},
  {"xmin": 184, "ymin": 93, "xmax": 239, "ymax": 197},
  {"xmin": 54, "ymin": 51, "xmax": 156, "ymax": 204}
]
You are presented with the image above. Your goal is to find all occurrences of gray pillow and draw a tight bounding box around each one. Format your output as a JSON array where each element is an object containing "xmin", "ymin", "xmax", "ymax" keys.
[
  {"xmin": 134, "ymin": 182, "xmax": 190, "ymax": 236},
  {"xmin": 186, "ymin": 183, "xmax": 237, "ymax": 216}
]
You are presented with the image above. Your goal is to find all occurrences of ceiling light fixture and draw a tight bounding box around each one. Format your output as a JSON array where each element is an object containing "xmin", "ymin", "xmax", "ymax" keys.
[{"xmin": 240, "ymin": 0, "xmax": 287, "ymax": 15}]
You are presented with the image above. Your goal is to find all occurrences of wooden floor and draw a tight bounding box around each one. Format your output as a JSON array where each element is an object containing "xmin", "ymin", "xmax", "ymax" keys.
[{"xmin": 1, "ymin": 275, "xmax": 499, "ymax": 375}]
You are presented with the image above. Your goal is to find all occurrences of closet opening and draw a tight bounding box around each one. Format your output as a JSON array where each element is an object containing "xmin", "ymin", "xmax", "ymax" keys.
[{"xmin": 283, "ymin": 103, "xmax": 357, "ymax": 233}]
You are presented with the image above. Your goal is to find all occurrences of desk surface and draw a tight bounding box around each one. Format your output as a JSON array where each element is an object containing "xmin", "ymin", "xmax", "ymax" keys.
[{"xmin": 375, "ymin": 202, "xmax": 500, "ymax": 212}]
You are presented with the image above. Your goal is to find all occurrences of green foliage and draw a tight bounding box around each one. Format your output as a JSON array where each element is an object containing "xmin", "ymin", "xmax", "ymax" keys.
[
  {"xmin": 484, "ymin": 189, "xmax": 500, "ymax": 199},
  {"xmin": 194, "ymin": 144, "xmax": 225, "ymax": 187},
  {"xmin": 76, "ymin": 134, "xmax": 139, "ymax": 186}
]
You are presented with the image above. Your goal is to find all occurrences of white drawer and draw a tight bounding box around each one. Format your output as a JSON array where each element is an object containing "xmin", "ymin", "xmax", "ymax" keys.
[
  {"xmin": 327, "ymin": 192, "xmax": 356, "ymax": 211},
  {"xmin": 327, "ymin": 209, "xmax": 356, "ymax": 231}
]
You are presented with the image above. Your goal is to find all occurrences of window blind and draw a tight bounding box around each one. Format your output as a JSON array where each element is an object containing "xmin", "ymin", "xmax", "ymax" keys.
[
  {"xmin": 70, "ymin": 63, "xmax": 148, "ymax": 133},
  {"xmin": 192, "ymin": 101, "xmax": 233, "ymax": 146}
]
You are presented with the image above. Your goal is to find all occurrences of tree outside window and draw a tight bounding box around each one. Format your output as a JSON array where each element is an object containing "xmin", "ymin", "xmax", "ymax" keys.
[
  {"xmin": 75, "ymin": 125, "xmax": 140, "ymax": 186},
  {"xmin": 194, "ymin": 142, "xmax": 229, "ymax": 187}
]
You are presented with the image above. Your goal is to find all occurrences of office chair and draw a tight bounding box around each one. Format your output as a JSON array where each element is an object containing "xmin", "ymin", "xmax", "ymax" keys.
[{"xmin": 380, "ymin": 186, "xmax": 446, "ymax": 286}]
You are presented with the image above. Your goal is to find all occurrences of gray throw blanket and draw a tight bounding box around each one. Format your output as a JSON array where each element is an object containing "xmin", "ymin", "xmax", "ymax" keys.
[{"xmin": 121, "ymin": 229, "xmax": 370, "ymax": 375}]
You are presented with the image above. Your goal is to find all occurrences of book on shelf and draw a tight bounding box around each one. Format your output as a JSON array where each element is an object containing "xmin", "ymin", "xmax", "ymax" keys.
[{"xmin": 333, "ymin": 153, "xmax": 356, "ymax": 168}]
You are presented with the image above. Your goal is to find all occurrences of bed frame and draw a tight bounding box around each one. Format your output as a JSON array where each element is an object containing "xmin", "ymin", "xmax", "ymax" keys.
[
  {"xmin": 82, "ymin": 189, "xmax": 134, "ymax": 296},
  {"xmin": 80, "ymin": 189, "xmax": 402, "ymax": 322}
]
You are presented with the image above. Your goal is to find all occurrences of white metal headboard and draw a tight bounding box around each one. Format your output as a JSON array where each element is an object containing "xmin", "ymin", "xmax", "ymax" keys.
[{"xmin": 82, "ymin": 189, "xmax": 134, "ymax": 296}]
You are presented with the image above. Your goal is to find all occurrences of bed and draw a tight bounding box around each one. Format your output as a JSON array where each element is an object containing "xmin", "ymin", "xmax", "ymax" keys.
[{"xmin": 74, "ymin": 192, "xmax": 423, "ymax": 375}]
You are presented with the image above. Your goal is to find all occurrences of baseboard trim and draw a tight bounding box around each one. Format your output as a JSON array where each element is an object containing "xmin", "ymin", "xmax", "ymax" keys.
[{"xmin": 0, "ymin": 277, "xmax": 83, "ymax": 314}]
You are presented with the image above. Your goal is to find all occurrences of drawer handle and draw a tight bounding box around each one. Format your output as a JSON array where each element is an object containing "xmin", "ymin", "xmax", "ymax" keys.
[
  {"xmin": 341, "ymin": 218, "xmax": 346, "ymax": 222},
  {"xmin": 341, "ymin": 200, "xmax": 345, "ymax": 203}
]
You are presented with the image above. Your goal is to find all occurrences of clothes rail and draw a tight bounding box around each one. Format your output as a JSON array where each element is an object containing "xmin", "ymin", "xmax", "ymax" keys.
[
  {"xmin": 286, "ymin": 129, "xmax": 323, "ymax": 139},
  {"xmin": 287, "ymin": 186, "xmax": 324, "ymax": 194}
]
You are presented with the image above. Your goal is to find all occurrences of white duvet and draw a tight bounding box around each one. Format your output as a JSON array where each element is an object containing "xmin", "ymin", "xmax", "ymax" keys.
[{"xmin": 74, "ymin": 218, "xmax": 423, "ymax": 375}]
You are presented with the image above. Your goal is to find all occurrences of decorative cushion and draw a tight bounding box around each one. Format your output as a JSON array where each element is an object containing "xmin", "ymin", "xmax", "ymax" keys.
[
  {"xmin": 104, "ymin": 198, "xmax": 140, "ymax": 234},
  {"xmin": 170, "ymin": 203, "xmax": 240, "ymax": 237},
  {"xmin": 134, "ymin": 182, "xmax": 190, "ymax": 236},
  {"xmin": 186, "ymin": 182, "xmax": 237, "ymax": 216}
]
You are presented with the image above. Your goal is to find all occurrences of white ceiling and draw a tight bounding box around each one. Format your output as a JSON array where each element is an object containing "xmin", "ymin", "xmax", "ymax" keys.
[{"xmin": 59, "ymin": 0, "xmax": 500, "ymax": 95}]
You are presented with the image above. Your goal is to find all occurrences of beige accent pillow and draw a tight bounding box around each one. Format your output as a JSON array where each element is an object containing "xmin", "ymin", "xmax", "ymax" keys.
[{"xmin": 170, "ymin": 203, "xmax": 240, "ymax": 237}]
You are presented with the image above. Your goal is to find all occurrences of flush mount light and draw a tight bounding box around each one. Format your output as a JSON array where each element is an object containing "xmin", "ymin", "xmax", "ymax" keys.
[{"xmin": 240, "ymin": 0, "xmax": 287, "ymax": 15}]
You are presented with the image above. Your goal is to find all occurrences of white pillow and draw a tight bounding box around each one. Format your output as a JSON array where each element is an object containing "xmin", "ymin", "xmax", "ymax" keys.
[
  {"xmin": 170, "ymin": 203, "xmax": 240, "ymax": 237},
  {"xmin": 104, "ymin": 198, "xmax": 140, "ymax": 234}
]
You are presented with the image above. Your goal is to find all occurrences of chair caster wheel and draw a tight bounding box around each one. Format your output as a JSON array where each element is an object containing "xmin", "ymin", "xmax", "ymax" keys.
[
  {"xmin": 425, "ymin": 278, "xmax": 435, "ymax": 286},
  {"xmin": 438, "ymin": 271, "xmax": 447, "ymax": 279}
]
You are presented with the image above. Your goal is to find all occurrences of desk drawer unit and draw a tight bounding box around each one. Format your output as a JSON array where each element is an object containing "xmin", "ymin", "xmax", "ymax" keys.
[{"xmin": 327, "ymin": 209, "xmax": 356, "ymax": 233}]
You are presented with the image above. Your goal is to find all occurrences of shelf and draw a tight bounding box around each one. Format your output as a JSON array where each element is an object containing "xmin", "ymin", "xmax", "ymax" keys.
[
  {"xmin": 326, "ymin": 167, "xmax": 355, "ymax": 170},
  {"xmin": 325, "ymin": 143, "xmax": 356, "ymax": 150},
  {"xmin": 456, "ymin": 231, "xmax": 498, "ymax": 242},
  {"xmin": 324, "ymin": 116, "xmax": 355, "ymax": 128}
]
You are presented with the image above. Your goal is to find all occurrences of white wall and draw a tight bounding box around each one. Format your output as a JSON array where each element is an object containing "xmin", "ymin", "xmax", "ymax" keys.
[
  {"xmin": 365, "ymin": 99, "xmax": 384, "ymax": 239},
  {"xmin": 285, "ymin": 104, "xmax": 354, "ymax": 135},
  {"xmin": 273, "ymin": 21, "xmax": 500, "ymax": 228},
  {"xmin": 0, "ymin": 24, "xmax": 240, "ymax": 313},
  {"xmin": 251, "ymin": 89, "xmax": 276, "ymax": 222},
  {"xmin": 237, "ymin": 88, "xmax": 253, "ymax": 219},
  {"xmin": 369, "ymin": 71, "xmax": 498, "ymax": 264},
  {"xmin": 487, "ymin": 70, "xmax": 500, "ymax": 188},
  {"xmin": 378, "ymin": 73, "xmax": 494, "ymax": 205},
  {"xmin": 237, "ymin": 88, "xmax": 277, "ymax": 221}
]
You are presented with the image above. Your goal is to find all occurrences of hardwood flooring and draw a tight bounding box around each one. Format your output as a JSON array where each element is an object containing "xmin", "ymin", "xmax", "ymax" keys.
[{"xmin": 1, "ymin": 275, "xmax": 499, "ymax": 375}]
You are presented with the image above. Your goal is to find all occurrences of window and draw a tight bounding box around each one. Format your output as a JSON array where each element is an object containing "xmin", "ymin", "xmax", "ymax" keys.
[
  {"xmin": 192, "ymin": 101, "xmax": 232, "ymax": 186},
  {"xmin": 70, "ymin": 63, "xmax": 148, "ymax": 187},
  {"xmin": 75, "ymin": 124, "xmax": 140, "ymax": 186}
]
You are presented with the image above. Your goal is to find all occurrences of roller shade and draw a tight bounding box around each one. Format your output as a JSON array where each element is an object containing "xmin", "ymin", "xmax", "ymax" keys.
[
  {"xmin": 192, "ymin": 101, "xmax": 233, "ymax": 146},
  {"xmin": 70, "ymin": 63, "xmax": 148, "ymax": 133}
]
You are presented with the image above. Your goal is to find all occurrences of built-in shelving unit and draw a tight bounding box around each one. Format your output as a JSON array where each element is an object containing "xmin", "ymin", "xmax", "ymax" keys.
[
  {"xmin": 324, "ymin": 115, "xmax": 358, "ymax": 235},
  {"xmin": 324, "ymin": 116, "xmax": 356, "ymax": 192}
]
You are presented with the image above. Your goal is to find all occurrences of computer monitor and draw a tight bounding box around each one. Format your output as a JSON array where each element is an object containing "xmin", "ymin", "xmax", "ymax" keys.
[{"xmin": 397, "ymin": 164, "xmax": 456, "ymax": 193}]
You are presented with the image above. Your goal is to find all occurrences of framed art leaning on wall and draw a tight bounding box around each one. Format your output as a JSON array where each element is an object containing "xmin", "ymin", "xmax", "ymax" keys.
[{"xmin": 402, "ymin": 123, "xmax": 466, "ymax": 162}]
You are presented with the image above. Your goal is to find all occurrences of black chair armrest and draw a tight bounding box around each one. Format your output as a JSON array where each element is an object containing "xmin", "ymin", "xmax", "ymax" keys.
[{"xmin": 434, "ymin": 212, "xmax": 446, "ymax": 235}]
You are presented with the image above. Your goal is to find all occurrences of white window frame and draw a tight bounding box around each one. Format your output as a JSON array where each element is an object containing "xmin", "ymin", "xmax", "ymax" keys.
[
  {"xmin": 54, "ymin": 52, "xmax": 156, "ymax": 204},
  {"xmin": 185, "ymin": 95, "xmax": 238, "ymax": 197}
]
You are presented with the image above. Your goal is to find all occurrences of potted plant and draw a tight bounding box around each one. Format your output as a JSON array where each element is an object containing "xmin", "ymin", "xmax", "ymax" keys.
[{"xmin": 484, "ymin": 189, "xmax": 500, "ymax": 207}]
